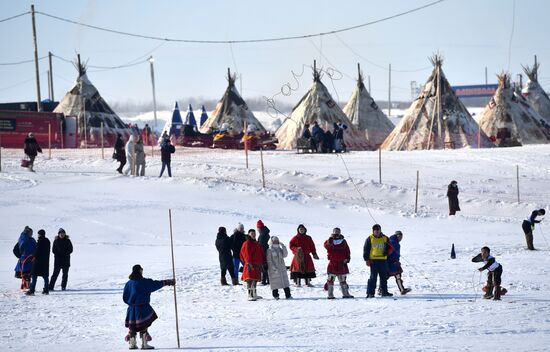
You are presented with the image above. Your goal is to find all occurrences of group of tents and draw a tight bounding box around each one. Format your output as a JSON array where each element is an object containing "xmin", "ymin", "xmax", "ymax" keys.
[{"xmin": 53, "ymin": 55, "xmax": 550, "ymax": 150}]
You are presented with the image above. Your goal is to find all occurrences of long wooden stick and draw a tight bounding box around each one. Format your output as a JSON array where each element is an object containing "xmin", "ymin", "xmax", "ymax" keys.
[
  {"xmin": 168, "ymin": 209, "xmax": 181, "ymax": 348},
  {"xmin": 260, "ymin": 147, "xmax": 265, "ymax": 188},
  {"xmin": 516, "ymin": 165, "xmax": 520, "ymax": 204},
  {"xmin": 415, "ymin": 170, "xmax": 419, "ymax": 213}
]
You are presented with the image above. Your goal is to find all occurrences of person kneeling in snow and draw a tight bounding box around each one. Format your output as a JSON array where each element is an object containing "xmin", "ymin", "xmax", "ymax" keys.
[
  {"xmin": 472, "ymin": 247, "xmax": 505, "ymax": 300},
  {"xmin": 324, "ymin": 228, "xmax": 353, "ymax": 299},
  {"xmin": 240, "ymin": 229, "xmax": 265, "ymax": 301},
  {"xmin": 123, "ymin": 264, "xmax": 175, "ymax": 349}
]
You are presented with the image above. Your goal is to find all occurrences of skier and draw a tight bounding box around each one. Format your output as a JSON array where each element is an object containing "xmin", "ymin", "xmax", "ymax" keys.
[
  {"xmin": 26, "ymin": 229, "xmax": 50, "ymax": 295},
  {"xmin": 289, "ymin": 224, "xmax": 319, "ymax": 287},
  {"xmin": 386, "ymin": 231, "xmax": 411, "ymax": 295},
  {"xmin": 114, "ymin": 133, "xmax": 126, "ymax": 174},
  {"xmin": 49, "ymin": 228, "xmax": 73, "ymax": 291},
  {"xmin": 230, "ymin": 223, "xmax": 247, "ymax": 281},
  {"xmin": 134, "ymin": 136, "xmax": 146, "ymax": 176},
  {"xmin": 123, "ymin": 264, "xmax": 175, "ymax": 350},
  {"xmin": 13, "ymin": 226, "xmax": 36, "ymax": 290},
  {"xmin": 257, "ymin": 220, "xmax": 270, "ymax": 285},
  {"xmin": 472, "ymin": 247, "xmax": 504, "ymax": 300},
  {"xmin": 240, "ymin": 229, "xmax": 265, "ymax": 301},
  {"xmin": 159, "ymin": 136, "xmax": 175, "ymax": 177},
  {"xmin": 521, "ymin": 209, "xmax": 545, "ymax": 250},
  {"xmin": 266, "ymin": 236, "xmax": 292, "ymax": 300},
  {"xmin": 363, "ymin": 224, "xmax": 393, "ymax": 298},
  {"xmin": 123, "ymin": 134, "xmax": 136, "ymax": 175},
  {"xmin": 23, "ymin": 132, "xmax": 42, "ymax": 172},
  {"xmin": 447, "ymin": 180, "xmax": 460, "ymax": 215},
  {"xmin": 215, "ymin": 226, "xmax": 238, "ymax": 286},
  {"xmin": 324, "ymin": 227, "xmax": 353, "ymax": 299}
]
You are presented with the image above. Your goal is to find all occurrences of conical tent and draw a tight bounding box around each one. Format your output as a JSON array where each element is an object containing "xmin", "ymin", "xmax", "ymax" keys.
[
  {"xmin": 275, "ymin": 62, "xmax": 371, "ymax": 150},
  {"xmin": 184, "ymin": 104, "xmax": 197, "ymax": 127},
  {"xmin": 53, "ymin": 59, "xmax": 129, "ymax": 147},
  {"xmin": 160, "ymin": 102, "xmax": 184, "ymax": 140},
  {"xmin": 343, "ymin": 63, "xmax": 394, "ymax": 147},
  {"xmin": 199, "ymin": 69, "xmax": 266, "ymax": 134},
  {"xmin": 381, "ymin": 55, "xmax": 493, "ymax": 150},
  {"xmin": 199, "ymin": 105, "xmax": 208, "ymax": 127},
  {"xmin": 521, "ymin": 62, "xmax": 550, "ymax": 125},
  {"xmin": 477, "ymin": 73, "xmax": 549, "ymax": 147}
]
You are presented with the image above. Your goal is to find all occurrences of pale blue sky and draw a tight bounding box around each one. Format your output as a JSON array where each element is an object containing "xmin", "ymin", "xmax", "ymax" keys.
[{"xmin": 1, "ymin": 0, "xmax": 549, "ymax": 108}]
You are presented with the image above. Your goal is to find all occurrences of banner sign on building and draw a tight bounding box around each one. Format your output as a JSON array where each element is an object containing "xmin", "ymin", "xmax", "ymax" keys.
[{"xmin": 452, "ymin": 84, "xmax": 498, "ymax": 98}]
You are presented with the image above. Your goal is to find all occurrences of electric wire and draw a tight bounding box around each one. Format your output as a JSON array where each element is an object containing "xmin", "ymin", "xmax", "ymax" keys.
[{"xmin": 0, "ymin": 11, "xmax": 30, "ymax": 23}]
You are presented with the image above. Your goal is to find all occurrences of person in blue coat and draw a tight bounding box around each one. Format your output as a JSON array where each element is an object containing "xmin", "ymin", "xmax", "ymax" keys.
[
  {"xmin": 13, "ymin": 226, "xmax": 37, "ymax": 290},
  {"xmin": 123, "ymin": 264, "xmax": 175, "ymax": 350},
  {"xmin": 387, "ymin": 231, "xmax": 411, "ymax": 295}
]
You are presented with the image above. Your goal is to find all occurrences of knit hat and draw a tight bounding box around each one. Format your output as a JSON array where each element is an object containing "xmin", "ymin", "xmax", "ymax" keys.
[
  {"xmin": 256, "ymin": 220, "xmax": 264, "ymax": 228},
  {"xmin": 236, "ymin": 222, "xmax": 244, "ymax": 232},
  {"xmin": 372, "ymin": 224, "xmax": 381, "ymax": 231},
  {"xmin": 58, "ymin": 228, "xmax": 66, "ymax": 234},
  {"xmin": 37, "ymin": 229, "xmax": 46, "ymax": 237}
]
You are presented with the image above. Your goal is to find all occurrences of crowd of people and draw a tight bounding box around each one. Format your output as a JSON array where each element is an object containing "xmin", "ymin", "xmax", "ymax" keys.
[
  {"xmin": 215, "ymin": 221, "xmax": 413, "ymax": 301},
  {"xmin": 13, "ymin": 226, "xmax": 73, "ymax": 295},
  {"xmin": 301, "ymin": 121, "xmax": 348, "ymax": 153}
]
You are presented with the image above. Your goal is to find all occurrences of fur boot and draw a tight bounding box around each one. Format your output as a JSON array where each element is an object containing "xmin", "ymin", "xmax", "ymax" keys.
[{"xmin": 341, "ymin": 283, "xmax": 354, "ymax": 298}]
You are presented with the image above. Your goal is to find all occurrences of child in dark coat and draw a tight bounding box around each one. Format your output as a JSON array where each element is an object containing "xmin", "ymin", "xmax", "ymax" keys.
[
  {"xmin": 123, "ymin": 265, "xmax": 175, "ymax": 349},
  {"xmin": 27, "ymin": 229, "xmax": 50, "ymax": 295},
  {"xmin": 472, "ymin": 247, "xmax": 505, "ymax": 300}
]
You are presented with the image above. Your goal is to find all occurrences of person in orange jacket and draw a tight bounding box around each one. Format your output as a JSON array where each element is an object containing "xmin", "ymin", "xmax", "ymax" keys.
[
  {"xmin": 240, "ymin": 229, "xmax": 265, "ymax": 301},
  {"xmin": 289, "ymin": 224, "xmax": 319, "ymax": 287}
]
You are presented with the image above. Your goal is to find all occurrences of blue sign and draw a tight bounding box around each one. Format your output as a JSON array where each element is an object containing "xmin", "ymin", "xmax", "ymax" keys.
[{"xmin": 452, "ymin": 84, "xmax": 498, "ymax": 98}]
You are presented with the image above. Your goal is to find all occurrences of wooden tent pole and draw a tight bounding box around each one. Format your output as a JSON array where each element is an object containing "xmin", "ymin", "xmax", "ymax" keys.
[{"xmin": 168, "ymin": 209, "xmax": 181, "ymax": 348}]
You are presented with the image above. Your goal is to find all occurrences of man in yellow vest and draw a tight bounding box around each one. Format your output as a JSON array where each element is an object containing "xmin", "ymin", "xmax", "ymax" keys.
[{"xmin": 363, "ymin": 224, "xmax": 393, "ymax": 298}]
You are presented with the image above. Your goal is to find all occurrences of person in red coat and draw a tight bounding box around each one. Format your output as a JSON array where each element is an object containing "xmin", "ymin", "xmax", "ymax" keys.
[
  {"xmin": 289, "ymin": 224, "xmax": 319, "ymax": 287},
  {"xmin": 240, "ymin": 229, "xmax": 265, "ymax": 301},
  {"xmin": 324, "ymin": 227, "xmax": 353, "ymax": 299}
]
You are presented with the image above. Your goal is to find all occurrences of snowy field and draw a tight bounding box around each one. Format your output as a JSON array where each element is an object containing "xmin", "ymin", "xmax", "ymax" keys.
[{"xmin": 1, "ymin": 145, "xmax": 550, "ymax": 351}]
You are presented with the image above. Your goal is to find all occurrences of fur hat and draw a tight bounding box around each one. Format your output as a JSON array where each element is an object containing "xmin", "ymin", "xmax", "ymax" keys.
[
  {"xmin": 268, "ymin": 236, "xmax": 280, "ymax": 246},
  {"xmin": 236, "ymin": 222, "xmax": 244, "ymax": 232},
  {"xmin": 256, "ymin": 220, "xmax": 264, "ymax": 228}
]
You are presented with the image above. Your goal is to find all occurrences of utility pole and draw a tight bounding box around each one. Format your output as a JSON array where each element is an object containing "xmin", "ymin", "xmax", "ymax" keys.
[
  {"xmin": 48, "ymin": 51, "xmax": 54, "ymax": 100},
  {"xmin": 31, "ymin": 5, "xmax": 42, "ymax": 111},
  {"xmin": 388, "ymin": 63, "xmax": 392, "ymax": 118},
  {"xmin": 485, "ymin": 66, "xmax": 488, "ymax": 86},
  {"xmin": 149, "ymin": 56, "xmax": 158, "ymax": 132},
  {"xmin": 47, "ymin": 69, "xmax": 51, "ymax": 100}
]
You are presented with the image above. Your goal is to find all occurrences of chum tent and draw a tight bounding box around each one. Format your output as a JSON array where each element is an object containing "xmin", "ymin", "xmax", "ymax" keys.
[
  {"xmin": 381, "ymin": 54, "xmax": 493, "ymax": 150},
  {"xmin": 343, "ymin": 63, "xmax": 394, "ymax": 147},
  {"xmin": 521, "ymin": 61, "xmax": 550, "ymax": 125},
  {"xmin": 275, "ymin": 61, "xmax": 371, "ymax": 150},
  {"xmin": 53, "ymin": 58, "xmax": 130, "ymax": 147},
  {"xmin": 184, "ymin": 104, "xmax": 197, "ymax": 127},
  {"xmin": 199, "ymin": 69, "xmax": 266, "ymax": 134},
  {"xmin": 199, "ymin": 105, "xmax": 208, "ymax": 127},
  {"xmin": 477, "ymin": 73, "xmax": 550, "ymax": 147},
  {"xmin": 160, "ymin": 102, "xmax": 184, "ymax": 140}
]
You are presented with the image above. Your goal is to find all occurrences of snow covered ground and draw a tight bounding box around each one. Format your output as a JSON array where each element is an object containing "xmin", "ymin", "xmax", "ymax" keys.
[{"xmin": 1, "ymin": 145, "xmax": 550, "ymax": 351}]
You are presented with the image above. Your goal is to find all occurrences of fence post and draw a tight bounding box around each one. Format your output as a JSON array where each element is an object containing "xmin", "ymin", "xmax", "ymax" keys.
[
  {"xmin": 48, "ymin": 123, "xmax": 52, "ymax": 159},
  {"xmin": 415, "ymin": 170, "xmax": 419, "ymax": 213},
  {"xmin": 516, "ymin": 165, "xmax": 520, "ymax": 203},
  {"xmin": 101, "ymin": 122, "xmax": 104, "ymax": 159},
  {"xmin": 378, "ymin": 148, "xmax": 382, "ymax": 184}
]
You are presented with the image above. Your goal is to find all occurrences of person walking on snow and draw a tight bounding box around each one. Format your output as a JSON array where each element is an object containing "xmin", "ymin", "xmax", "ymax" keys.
[
  {"xmin": 23, "ymin": 132, "xmax": 42, "ymax": 172},
  {"xmin": 124, "ymin": 135, "xmax": 136, "ymax": 175},
  {"xmin": 159, "ymin": 136, "xmax": 175, "ymax": 177},
  {"xmin": 215, "ymin": 226, "xmax": 238, "ymax": 286},
  {"xmin": 386, "ymin": 231, "xmax": 411, "ymax": 295},
  {"xmin": 240, "ymin": 229, "xmax": 265, "ymax": 301},
  {"xmin": 134, "ymin": 136, "xmax": 146, "ymax": 176},
  {"xmin": 521, "ymin": 209, "xmax": 545, "ymax": 250},
  {"xmin": 289, "ymin": 224, "xmax": 319, "ymax": 287},
  {"xmin": 257, "ymin": 220, "xmax": 270, "ymax": 285},
  {"xmin": 266, "ymin": 236, "xmax": 292, "ymax": 299},
  {"xmin": 230, "ymin": 223, "xmax": 247, "ymax": 281},
  {"xmin": 13, "ymin": 226, "xmax": 36, "ymax": 290},
  {"xmin": 447, "ymin": 180, "xmax": 460, "ymax": 215},
  {"xmin": 324, "ymin": 227, "xmax": 354, "ymax": 299},
  {"xmin": 26, "ymin": 229, "xmax": 50, "ymax": 295},
  {"xmin": 363, "ymin": 224, "xmax": 393, "ymax": 298},
  {"xmin": 114, "ymin": 133, "xmax": 126, "ymax": 174},
  {"xmin": 49, "ymin": 228, "xmax": 73, "ymax": 291},
  {"xmin": 472, "ymin": 247, "xmax": 504, "ymax": 300},
  {"xmin": 123, "ymin": 264, "xmax": 175, "ymax": 350}
]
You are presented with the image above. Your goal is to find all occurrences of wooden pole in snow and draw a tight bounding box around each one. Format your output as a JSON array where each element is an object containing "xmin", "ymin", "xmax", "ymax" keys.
[
  {"xmin": 100, "ymin": 122, "xmax": 104, "ymax": 159},
  {"xmin": 168, "ymin": 209, "xmax": 181, "ymax": 348},
  {"xmin": 378, "ymin": 148, "xmax": 382, "ymax": 184},
  {"xmin": 48, "ymin": 123, "xmax": 51, "ymax": 158},
  {"xmin": 415, "ymin": 170, "xmax": 419, "ymax": 213},
  {"xmin": 31, "ymin": 5, "xmax": 42, "ymax": 112},
  {"xmin": 477, "ymin": 125, "xmax": 481, "ymax": 148},
  {"xmin": 388, "ymin": 64, "xmax": 392, "ymax": 118},
  {"xmin": 260, "ymin": 147, "xmax": 265, "ymax": 188},
  {"xmin": 244, "ymin": 121, "xmax": 249, "ymax": 169},
  {"xmin": 516, "ymin": 165, "xmax": 520, "ymax": 203}
]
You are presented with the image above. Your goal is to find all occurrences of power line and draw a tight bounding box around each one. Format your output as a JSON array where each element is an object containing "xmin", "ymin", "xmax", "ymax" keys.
[
  {"xmin": 0, "ymin": 56, "xmax": 47, "ymax": 66},
  {"xmin": 0, "ymin": 11, "xmax": 30, "ymax": 23},
  {"xmin": 35, "ymin": 1, "xmax": 446, "ymax": 44}
]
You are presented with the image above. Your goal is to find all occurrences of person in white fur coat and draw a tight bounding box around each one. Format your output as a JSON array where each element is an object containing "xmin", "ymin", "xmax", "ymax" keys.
[{"xmin": 266, "ymin": 236, "xmax": 292, "ymax": 299}]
